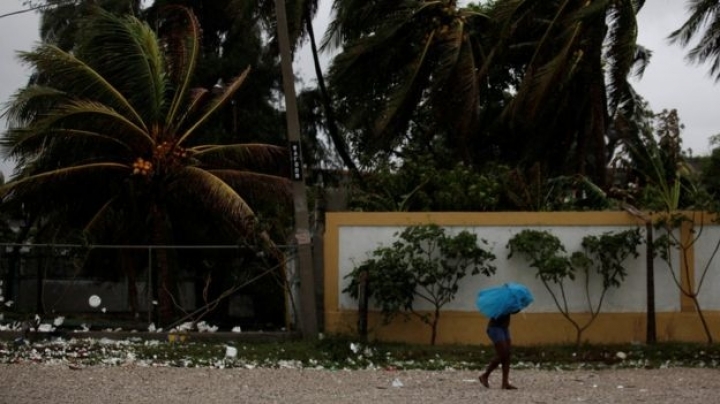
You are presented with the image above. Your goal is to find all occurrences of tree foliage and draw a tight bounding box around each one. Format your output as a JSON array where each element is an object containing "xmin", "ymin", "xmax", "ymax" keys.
[
  {"xmin": 1, "ymin": 6, "xmax": 291, "ymax": 324},
  {"xmin": 507, "ymin": 228, "xmax": 641, "ymax": 345},
  {"xmin": 344, "ymin": 224, "xmax": 496, "ymax": 344}
]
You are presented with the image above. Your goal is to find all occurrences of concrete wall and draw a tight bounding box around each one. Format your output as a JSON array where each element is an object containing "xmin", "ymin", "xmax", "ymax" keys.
[{"xmin": 324, "ymin": 212, "xmax": 720, "ymax": 345}]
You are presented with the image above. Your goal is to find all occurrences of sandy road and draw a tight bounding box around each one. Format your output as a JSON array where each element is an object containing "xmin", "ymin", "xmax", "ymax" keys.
[{"xmin": 1, "ymin": 365, "xmax": 719, "ymax": 404}]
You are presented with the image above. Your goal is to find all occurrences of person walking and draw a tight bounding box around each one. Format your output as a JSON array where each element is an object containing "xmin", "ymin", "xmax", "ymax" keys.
[{"xmin": 478, "ymin": 312, "xmax": 516, "ymax": 390}]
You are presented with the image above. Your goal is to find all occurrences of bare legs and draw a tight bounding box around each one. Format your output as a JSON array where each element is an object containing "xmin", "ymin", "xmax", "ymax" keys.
[{"xmin": 479, "ymin": 339, "xmax": 516, "ymax": 389}]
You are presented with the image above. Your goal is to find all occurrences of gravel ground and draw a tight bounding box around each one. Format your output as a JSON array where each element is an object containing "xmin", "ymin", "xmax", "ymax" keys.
[{"xmin": 1, "ymin": 365, "xmax": 718, "ymax": 404}]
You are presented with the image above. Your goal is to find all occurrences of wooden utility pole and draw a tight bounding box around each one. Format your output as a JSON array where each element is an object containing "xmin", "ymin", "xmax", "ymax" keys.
[{"xmin": 274, "ymin": 0, "xmax": 318, "ymax": 338}]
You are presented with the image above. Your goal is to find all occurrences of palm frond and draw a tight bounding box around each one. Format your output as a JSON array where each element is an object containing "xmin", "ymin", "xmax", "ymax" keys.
[
  {"xmin": 2, "ymin": 127, "xmax": 135, "ymax": 163},
  {"xmin": 77, "ymin": 7, "xmax": 168, "ymax": 125},
  {"xmin": 30, "ymin": 100, "xmax": 155, "ymax": 149},
  {"xmin": 3, "ymin": 85, "xmax": 67, "ymax": 127},
  {"xmin": 669, "ymin": 0, "xmax": 720, "ymax": 80},
  {"xmin": 604, "ymin": 0, "xmax": 642, "ymax": 113},
  {"xmin": 16, "ymin": 44, "xmax": 147, "ymax": 131},
  {"xmin": 373, "ymin": 31, "xmax": 434, "ymax": 137},
  {"xmin": 1, "ymin": 163, "xmax": 129, "ymax": 195},
  {"xmin": 192, "ymin": 144, "xmax": 288, "ymax": 172},
  {"xmin": 206, "ymin": 169, "xmax": 293, "ymax": 207},
  {"xmin": 168, "ymin": 166, "xmax": 258, "ymax": 235},
  {"xmin": 161, "ymin": 6, "xmax": 202, "ymax": 129},
  {"xmin": 177, "ymin": 67, "xmax": 251, "ymax": 146}
]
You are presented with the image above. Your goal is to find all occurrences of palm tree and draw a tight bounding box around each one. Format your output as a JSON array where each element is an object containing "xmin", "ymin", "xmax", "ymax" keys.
[
  {"xmin": 669, "ymin": 0, "xmax": 720, "ymax": 81},
  {"xmin": 323, "ymin": 0, "xmax": 493, "ymax": 164},
  {"xmin": 1, "ymin": 6, "xmax": 291, "ymax": 325},
  {"xmin": 490, "ymin": 0, "xmax": 649, "ymax": 188},
  {"xmin": 224, "ymin": 0, "xmax": 362, "ymax": 179}
]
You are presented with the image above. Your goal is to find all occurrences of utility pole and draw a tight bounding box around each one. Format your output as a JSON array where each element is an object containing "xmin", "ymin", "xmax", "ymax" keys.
[{"xmin": 274, "ymin": 0, "xmax": 318, "ymax": 338}]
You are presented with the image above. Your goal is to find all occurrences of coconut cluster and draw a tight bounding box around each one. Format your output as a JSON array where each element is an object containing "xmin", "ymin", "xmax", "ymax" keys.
[{"xmin": 132, "ymin": 157, "xmax": 153, "ymax": 176}]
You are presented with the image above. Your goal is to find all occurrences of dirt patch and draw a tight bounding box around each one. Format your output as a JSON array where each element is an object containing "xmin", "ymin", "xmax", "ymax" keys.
[{"xmin": 1, "ymin": 365, "xmax": 717, "ymax": 404}]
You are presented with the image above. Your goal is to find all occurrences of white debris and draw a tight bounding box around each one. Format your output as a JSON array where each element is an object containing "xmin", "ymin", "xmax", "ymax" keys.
[
  {"xmin": 225, "ymin": 346, "xmax": 238, "ymax": 358},
  {"xmin": 231, "ymin": 326, "xmax": 242, "ymax": 333},
  {"xmin": 392, "ymin": 378, "xmax": 404, "ymax": 388},
  {"xmin": 4, "ymin": 300, "xmax": 12, "ymax": 307},
  {"xmin": 148, "ymin": 323, "xmax": 157, "ymax": 332},
  {"xmin": 196, "ymin": 321, "xmax": 218, "ymax": 333},
  {"xmin": 101, "ymin": 307, "xmax": 107, "ymax": 313},
  {"xmin": 617, "ymin": 385, "xmax": 624, "ymax": 389},
  {"xmin": 152, "ymin": 300, "xmax": 158, "ymax": 305},
  {"xmin": 88, "ymin": 295, "xmax": 102, "ymax": 308},
  {"xmin": 173, "ymin": 322, "xmax": 194, "ymax": 332},
  {"xmin": 350, "ymin": 343, "xmax": 360, "ymax": 354},
  {"xmin": 616, "ymin": 351, "xmax": 627, "ymax": 360},
  {"xmin": 53, "ymin": 316, "xmax": 65, "ymax": 327},
  {"xmin": 37, "ymin": 323, "xmax": 54, "ymax": 333}
]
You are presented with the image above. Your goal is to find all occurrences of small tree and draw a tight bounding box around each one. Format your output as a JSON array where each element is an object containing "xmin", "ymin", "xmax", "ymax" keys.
[
  {"xmin": 507, "ymin": 228, "xmax": 641, "ymax": 345},
  {"xmin": 344, "ymin": 224, "xmax": 496, "ymax": 345},
  {"xmin": 654, "ymin": 212, "xmax": 718, "ymax": 344}
]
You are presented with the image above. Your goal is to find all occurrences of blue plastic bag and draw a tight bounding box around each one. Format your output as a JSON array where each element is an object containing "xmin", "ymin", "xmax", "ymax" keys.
[{"xmin": 476, "ymin": 283, "xmax": 534, "ymax": 319}]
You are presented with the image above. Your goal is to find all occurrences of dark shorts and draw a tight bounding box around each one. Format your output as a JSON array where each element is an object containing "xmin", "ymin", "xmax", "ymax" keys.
[{"xmin": 487, "ymin": 326, "xmax": 510, "ymax": 343}]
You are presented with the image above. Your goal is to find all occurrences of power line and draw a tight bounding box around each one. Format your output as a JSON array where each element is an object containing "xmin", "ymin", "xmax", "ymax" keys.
[{"xmin": 0, "ymin": 1, "xmax": 72, "ymax": 20}]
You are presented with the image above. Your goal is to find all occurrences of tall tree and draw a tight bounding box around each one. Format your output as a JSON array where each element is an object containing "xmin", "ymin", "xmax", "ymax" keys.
[
  {"xmin": 323, "ymin": 0, "xmax": 494, "ymax": 165},
  {"xmin": 226, "ymin": 0, "xmax": 362, "ymax": 178},
  {"xmin": 1, "ymin": 6, "xmax": 291, "ymax": 324},
  {"xmin": 489, "ymin": 0, "xmax": 649, "ymax": 188}
]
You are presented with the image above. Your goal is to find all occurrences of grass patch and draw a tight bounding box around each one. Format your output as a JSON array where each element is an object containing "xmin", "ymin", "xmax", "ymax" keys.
[
  {"xmin": 0, "ymin": 333, "xmax": 720, "ymax": 370},
  {"xmin": 1, "ymin": 333, "xmax": 720, "ymax": 370}
]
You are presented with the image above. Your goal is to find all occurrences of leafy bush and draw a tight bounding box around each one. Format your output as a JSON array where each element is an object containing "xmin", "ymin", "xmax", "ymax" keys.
[
  {"xmin": 344, "ymin": 224, "xmax": 496, "ymax": 344},
  {"xmin": 507, "ymin": 228, "xmax": 641, "ymax": 345}
]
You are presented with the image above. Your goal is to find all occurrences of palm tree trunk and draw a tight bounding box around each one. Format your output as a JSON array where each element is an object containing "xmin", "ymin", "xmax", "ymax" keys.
[
  {"xmin": 304, "ymin": 11, "xmax": 363, "ymax": 183},
  {"xmin": 150, "ymin": 205, "xmax": 175, "ymax": 326},
  {"xmin": 120, "ymin": 249, "xmax": 139, "ymax": 315},
  {"xmin": 156, "ymin": 247, "xmax": 174, "ymax": 326}
]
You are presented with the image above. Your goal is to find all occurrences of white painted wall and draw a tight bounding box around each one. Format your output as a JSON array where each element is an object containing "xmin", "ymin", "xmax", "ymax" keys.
[
  {"xmin": 693, "ymin": 225, "xmax": 720, "ymax": 310},
  {"xmin": 337, "ymin": 224, "xmax": 687, "ymax": 313}
]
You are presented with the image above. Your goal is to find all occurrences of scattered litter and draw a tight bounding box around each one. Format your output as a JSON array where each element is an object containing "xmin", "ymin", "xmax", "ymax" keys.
[
  {"xmin": 231, "ymin": 326, "xmax": 242, "ymax": 333},
  {"xmin": 53, "ymin": 316, "xmax": 65, "ymax": 327},
  {"xmin": 37, "ymin": 323, "xmax": 54, "ymax": 333},
  {"xmin": 196, "ymin": 321, "xmax": 218, "ymax": 333},
  {"xmin": 616, "ymin": 351, "xmax": 627, "ymax": 360},
  {"xmin": 226, "ymin": 346, "xmax": 238, "ymax": 358},
  {"xmin": 88, "ymin": 295, "xmax": 102, "ymax": 308},
  {"xmin": 392, "ymin": 378, "xmax": 403, "ymax": 388}
]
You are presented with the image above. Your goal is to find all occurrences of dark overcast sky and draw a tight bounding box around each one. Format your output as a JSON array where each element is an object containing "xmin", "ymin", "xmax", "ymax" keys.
[{"xmin": 1, "ymin": 0, "xmax": 718, "ymax": 179}]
